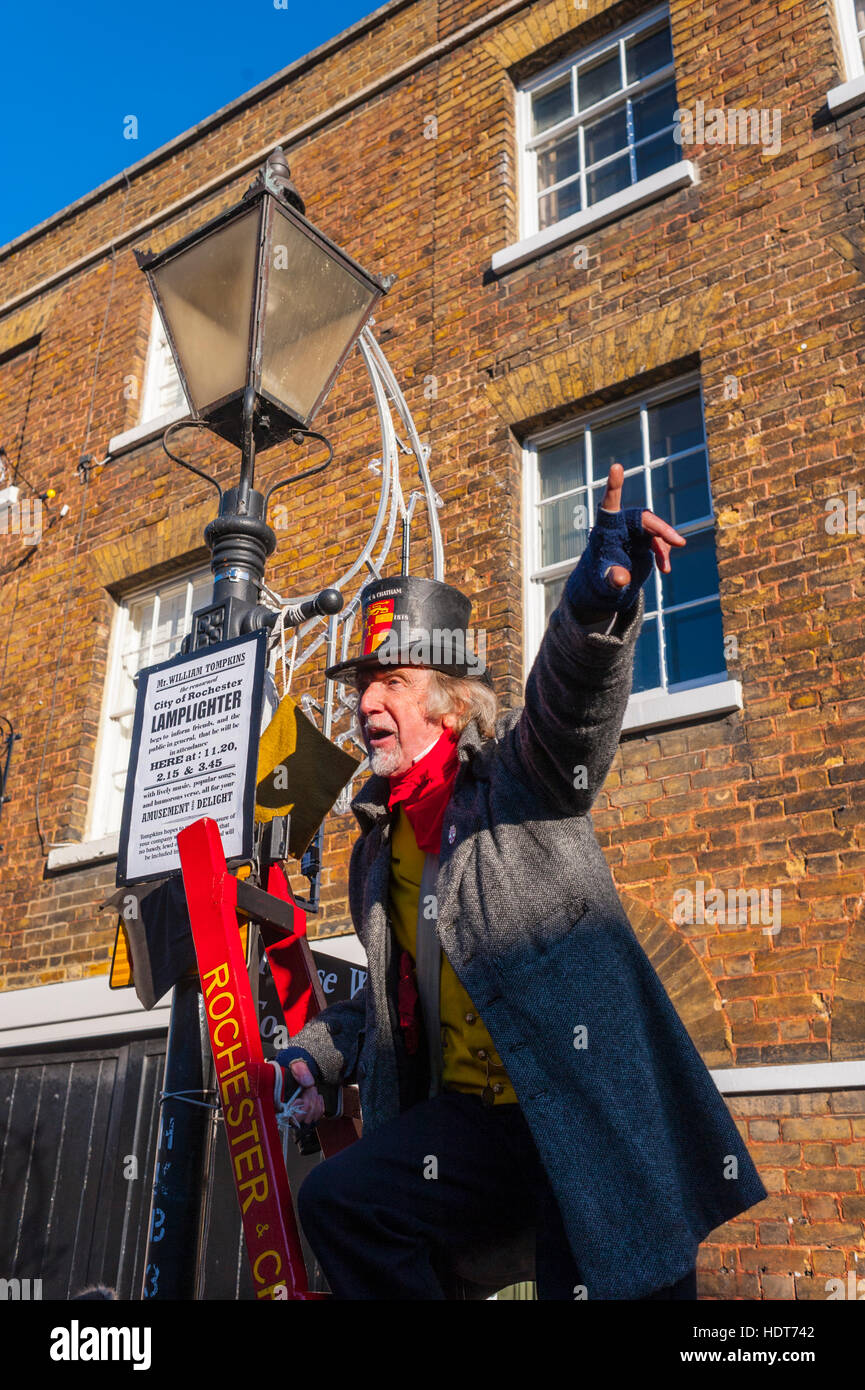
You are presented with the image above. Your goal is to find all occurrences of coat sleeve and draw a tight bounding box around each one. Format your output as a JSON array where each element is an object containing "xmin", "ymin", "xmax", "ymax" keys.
[
  {"xmin": 275, "ymin": 983, "xmax": 368, "ymax": 1113},
  {"xmin": 499, "ymin": 577, "xmax": 645, "ymax": 815}
]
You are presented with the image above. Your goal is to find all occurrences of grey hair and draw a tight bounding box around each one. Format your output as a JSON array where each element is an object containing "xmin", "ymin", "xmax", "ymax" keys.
[{"xmin": 422, "ymin": 668, "xmax": 498, "ymax": 739}]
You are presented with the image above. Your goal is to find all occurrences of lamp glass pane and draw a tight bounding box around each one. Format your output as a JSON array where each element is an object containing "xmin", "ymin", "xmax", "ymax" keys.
[
  {"xmin": 150, "ymin": 207, "xmax": 259, "ymax": 411},
  {"xmin": 261, "ymin": 206, "xmax": 378, "ymax": 423}
]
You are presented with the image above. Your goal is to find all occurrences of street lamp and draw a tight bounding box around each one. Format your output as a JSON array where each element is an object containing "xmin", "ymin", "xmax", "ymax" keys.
[
  {"xmin": 135, "ymin": 148, "xmax": 386, "ymax": 451},
  {"xmin": 133, "ymin": 148, "xmax": 387, "ymax": 1300},
  {"xmin": 134, "ymin": 146, "xmax": 389, "ymax": 645}
]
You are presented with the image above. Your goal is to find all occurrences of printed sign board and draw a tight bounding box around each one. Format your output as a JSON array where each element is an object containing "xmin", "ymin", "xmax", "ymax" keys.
[{"xmin": 116, "ymin": 630, "xmax": 267, "ymax": 886}]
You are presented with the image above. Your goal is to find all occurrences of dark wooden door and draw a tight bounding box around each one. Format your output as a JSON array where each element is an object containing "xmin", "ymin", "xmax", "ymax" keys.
[{"xmin": 0, "ymin": 1034, "xmax": 324, "ymax": 1300}]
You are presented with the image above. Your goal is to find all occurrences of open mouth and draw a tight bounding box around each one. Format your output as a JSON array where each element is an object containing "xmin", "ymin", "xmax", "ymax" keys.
[{"xmin": 367, "ymin": 726, "xmax": 396, "ymax": 746}]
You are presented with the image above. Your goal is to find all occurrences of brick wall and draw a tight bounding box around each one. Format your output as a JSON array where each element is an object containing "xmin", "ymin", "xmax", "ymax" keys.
[
  {"xmin": 1, "ymin": 0, "xmax": 864, "ymax": 1296},
  {"xmin": 701, "ymin": 1089, "xmax": 865, "ymax": 1300}
]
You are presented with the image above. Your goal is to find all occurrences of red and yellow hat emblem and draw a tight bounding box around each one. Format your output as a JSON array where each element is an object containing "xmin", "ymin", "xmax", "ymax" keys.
[{"xmin": 361, "ymin": 597, "xmax": 395, "ymax": 655}]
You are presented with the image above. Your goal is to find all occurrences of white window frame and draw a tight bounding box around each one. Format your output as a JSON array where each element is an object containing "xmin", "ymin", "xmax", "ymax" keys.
[
  {"xmin": 140, "ymin": 303, "xmax": 188, "ymax": 424},
  {"xmin": 517, "ymin": 5, "xmax": 677, "ymax": 240},
  {"xmin": 83, "ymin": 567, "xmax": 211, "ymax": 846},
  {"xmin": 521, "ymin": 372, "xmax": 742, "ymax": 734},
  {"xmin": 492, "ymin": 5, "xmax": 698, "ymax": 273},
  {"xmin": 836, "ymin": 0, "xmax": 865, "ymax": 76},
  {"xmin": 107, "ymin": 305, "xmax": 190, "ymax": 457},
  {"xmin": 828, "ymin": 0, "xmax": 865, "ymax": 113}
]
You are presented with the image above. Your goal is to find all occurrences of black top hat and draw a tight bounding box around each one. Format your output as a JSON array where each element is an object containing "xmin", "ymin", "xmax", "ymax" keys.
[{"xmin": 324, "ymin": 575, "xmax": 491, "ymax": 685}]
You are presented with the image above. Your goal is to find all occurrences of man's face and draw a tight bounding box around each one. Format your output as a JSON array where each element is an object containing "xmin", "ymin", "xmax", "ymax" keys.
[{"xmin": 355, "ymin": 665, "xmax": 447, "ymax": 778}]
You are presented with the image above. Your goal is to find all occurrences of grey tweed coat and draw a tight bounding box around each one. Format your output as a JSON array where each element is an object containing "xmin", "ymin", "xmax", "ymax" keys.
[{"xmin": 278, "ymin": 583, "xmax": 767, "ymax": 1299}]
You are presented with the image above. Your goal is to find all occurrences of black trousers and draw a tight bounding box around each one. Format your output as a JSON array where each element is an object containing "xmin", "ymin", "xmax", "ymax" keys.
[{"xmin": 296, "ymin": 1090, "xmax": 698, "ymax": 1300}]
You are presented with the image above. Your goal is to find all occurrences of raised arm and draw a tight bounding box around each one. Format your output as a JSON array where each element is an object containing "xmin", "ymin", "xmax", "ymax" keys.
[{"xmin": 501, "ymin": 464, "xmax": 686, "ymax": 815}]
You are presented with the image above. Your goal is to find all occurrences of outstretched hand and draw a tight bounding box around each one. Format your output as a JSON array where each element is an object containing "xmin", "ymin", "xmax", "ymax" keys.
[
  {"xmin": 568, "ymin": 464, "xmax": 687, "ymax": 615},
  {"xmin": 599, "ymin": 463, "xmax": 687, "ymax": 592}
]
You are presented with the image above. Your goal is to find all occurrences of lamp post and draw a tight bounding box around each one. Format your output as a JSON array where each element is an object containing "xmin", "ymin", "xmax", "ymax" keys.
[
  {"xmin": 136, "ymin": 146, "xmax": 388, "ymax": 649},
  {"xmin": 134, "ymin": 149, "xmax": 388, "ymax": 1299}
]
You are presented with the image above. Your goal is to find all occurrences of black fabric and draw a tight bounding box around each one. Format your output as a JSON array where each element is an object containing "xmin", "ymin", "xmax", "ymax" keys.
[
  {"xmin": 296, "ymin": 1091, "xmax": 698, "ymax": 1301},
  {"xmin": 138, "ymin": 875, "xmax": 196, "ymax": 1007}
]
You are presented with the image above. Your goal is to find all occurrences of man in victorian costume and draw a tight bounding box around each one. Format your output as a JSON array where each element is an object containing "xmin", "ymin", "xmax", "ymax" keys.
[{"xmin": 275, "ymin": 465, "xmax": 767, "ymax": 1300}]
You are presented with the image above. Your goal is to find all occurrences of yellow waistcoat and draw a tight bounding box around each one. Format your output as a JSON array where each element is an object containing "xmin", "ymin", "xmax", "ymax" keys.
[{"xmin": 388, "ymin": 805, "xmax": 517, "ymax": 1104}]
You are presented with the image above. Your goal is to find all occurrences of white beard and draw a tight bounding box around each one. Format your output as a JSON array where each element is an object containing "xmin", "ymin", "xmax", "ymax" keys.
[{"xmin": 368, "ymin": 735, "xmax": 404, "ymax": 777}]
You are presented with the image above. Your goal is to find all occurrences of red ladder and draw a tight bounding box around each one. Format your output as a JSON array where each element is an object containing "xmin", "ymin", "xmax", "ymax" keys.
[{"xmin": 177, "ymin": 816, "xmax": 360, "ymax": 1300}]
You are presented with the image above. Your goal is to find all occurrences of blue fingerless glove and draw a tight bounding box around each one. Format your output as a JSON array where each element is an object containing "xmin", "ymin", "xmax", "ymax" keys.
[{"xmin": 565, "ymin": 507, "xmax": 654, "ymax": 615}]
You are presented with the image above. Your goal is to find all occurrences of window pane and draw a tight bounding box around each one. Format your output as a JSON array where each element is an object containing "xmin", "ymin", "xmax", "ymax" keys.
[
  {"xmin": 192, "ymin": 575, "xmax": 213, "ymax": 611},
  {"xmin": 125, "ymin": 596, "xmax": 154, "ymax": 661},
  {"xmin": 584, "ymin": 107, "xmax": 628, "ymax": 166},
  {"xmin": 648, "ymin": 390, "xmax": 703, "ymax": 458},
  {"xmin": 633, "ymin": 615, "xmax": 661, "ymax": 693},
  {"xmin": 538, "ymin": 134, "xmax": 581, "ymax": 191},
  {"xmin": 663, "ymin": 601, "xmax": 725, "ymax": 686},
  {"xmin": 591, "ymin": 469, "xmax": 646, "ymax": 516},
  {"xmin": 95, "ymin": 569, "xmax": 209, "ymax": 840},
  {"xmin": 543, "ymin": 576, "xmax": 566, "ymax": 626},
  {"xmin": 577, "ymin": 50, "xmax": 621, "ymax": 111},
  {"xmin": 591, "ymin": 413, "xmax": 643, "ymax": 475},
  {"xmin": 632, "ymin": 80, "xmax": 677, "ymax": 142},
  {"xmin": 540, "ymin": 490, "xmax": 588, "ymax": 567},
  {"xmin": 649, "ymin": 451, "xmax": 712, "ymax": 528},
  {"xmin": 857, "ymin": 0, "xmax": 865, "ymax": 30},
  {"xmin": 626, "ymin": 24, "xmax": 673, "ymax": 84},
  {"xmin": 532, "ymin": 78, "xmax": 573, "ymax": 134},
  {"xmin": 162, "ymin": 376, "xmax": 186, "ymax": 413},
  {"xmin": 586, "ymin": 153, "xmax": 631, "ymax": 205},
  {"xmin": 151, "ymin": 587, "xmax": 189, "ymax": 664},
  {"xmin": 539, "ymin": 180, "xmax": 582, "ymax": 229},
  {"xmin": 635, "ymin": 129, "xmax": 680, "ymax": 181},
  {"xmin": 156, "ymin": 335, "xmax": 186, "ymax": 413},
  {"xmin": 539, "ymin": 436, "xmax": 586, "ymax": 499},
  {"xmin": 660, "ymin": 527, "xmax": 719, "ymax": 608}
]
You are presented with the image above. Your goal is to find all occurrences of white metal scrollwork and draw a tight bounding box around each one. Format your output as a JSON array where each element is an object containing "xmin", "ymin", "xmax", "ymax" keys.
[{"xmin": 259, "ymin": 325, "xmax": 444, "ymax": 814}]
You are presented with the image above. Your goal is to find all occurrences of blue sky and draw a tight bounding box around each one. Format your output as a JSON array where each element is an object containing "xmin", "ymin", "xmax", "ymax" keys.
[{"xmin": 1, "ymin": 0, "xmax": 382, "ymax": 247}]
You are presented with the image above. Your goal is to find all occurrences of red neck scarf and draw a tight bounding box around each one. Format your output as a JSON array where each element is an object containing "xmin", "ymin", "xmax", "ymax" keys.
[{"xmin": 387, "ymin": 726, "xmax": 460, "ymax": 853}]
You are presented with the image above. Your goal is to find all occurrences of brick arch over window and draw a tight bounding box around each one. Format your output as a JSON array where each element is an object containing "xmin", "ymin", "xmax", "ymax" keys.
[
  {"xmin": 87, "ymin": 500, "xmax": 214, "ymax": 591},
  {"xmin": 830, "ymin": 901, "xmax": 865, "ymax": 1061},
  {"xmin": 619, "ymin": 891, "xmax": 732, "ymax": 1067},
  {"xmin": 480, "ymin": 0, "xmax": 650, "ymax": 78}
]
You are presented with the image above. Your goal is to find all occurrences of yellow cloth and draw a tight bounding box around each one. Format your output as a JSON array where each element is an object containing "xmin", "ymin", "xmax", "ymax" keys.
[
  {"xmin": 388, "ymin": 805, "xmax": 517, "ymax": 1104},
  {"xmin": 255, "ymin": 690, "xmax": 359, "ymax": 858}
]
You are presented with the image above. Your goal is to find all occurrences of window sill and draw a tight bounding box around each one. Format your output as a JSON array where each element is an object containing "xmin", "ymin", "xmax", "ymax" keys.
[
  {"xmin": 621, "ymin": 678, "xmax": 742, "ymax": 734},
  {"xmin": 827, "ymin": 75, "xmax": 865, "ymax": 117},
  {"xmin": 107, "ymin": 405, "xmax": 189, "ymax": 458},
  {"xmin": 47, "ymin": 833, "xmax": 119, "ymax": 873},
  {"xmin": 491, "ymin": 161, "xmax": 699, "ymax": 275}
]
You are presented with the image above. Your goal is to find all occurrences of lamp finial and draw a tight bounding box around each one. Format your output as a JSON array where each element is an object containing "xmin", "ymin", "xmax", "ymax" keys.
[{"xmin": 262, "ymin": 147, "xmax": 305, "ymax": 215}]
